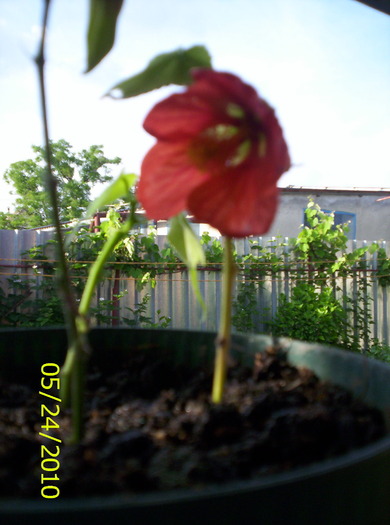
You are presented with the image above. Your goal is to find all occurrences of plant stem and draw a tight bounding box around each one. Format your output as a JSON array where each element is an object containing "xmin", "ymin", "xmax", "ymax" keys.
[
  {"xmin": 78, "ymin": 218, "xmax": 133, "ymax": 317},
  {"xmin": 35, "ymin": 0, "xmax": 89, "ymax": 444},
  {"xmin": 60, "ymin": 215, "xmax": 135, "ymax": 437},
  {"xmin": 35, "ymin": 0, "xmax": 79, "ymax": 338},
  {"xmin": 212, "ymin": 236, "xmax": 236, "ymax": 403}
]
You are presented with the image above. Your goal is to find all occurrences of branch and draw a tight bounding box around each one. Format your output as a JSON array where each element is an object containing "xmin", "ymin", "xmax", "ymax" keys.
[
  {"xmin": 35, "ymin": 0, "xmax": 79, "ymax": 337},
  {"xmin": 35, "ymin": 0, "xmax": 90, "ymax": 443}
]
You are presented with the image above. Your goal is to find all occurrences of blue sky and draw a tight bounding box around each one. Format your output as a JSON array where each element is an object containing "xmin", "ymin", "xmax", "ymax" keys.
[{"xmin": 0, "ymin": 0, "xmax": 389, "ymax": 212}]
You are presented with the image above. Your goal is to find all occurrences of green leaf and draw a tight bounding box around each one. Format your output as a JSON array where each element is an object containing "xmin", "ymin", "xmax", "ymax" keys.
[
  {"xmin": 84, "ymin": 172, "xmax": 137, "ymax": 220},
  {"xmin": 168, "ymin": 214, "xmax": 205, "ymax": 267},
  {"xmin": 368, "ymin": 243, "xmax": 379, "ymax": 254},
  {"xmin": 86, "ymin": 0, "xmax": 124, "ymax": 73},
  {"xmin": 66, "ymin": 173, "xmax": 137, "ymax": 247},
  {"xmin": 168, "ymin": 214, "xmax": 206, "ymax": 310},
  {"xmin": 78, "ymin": 215, "xmax": 135, "ymax": 316},
  {"xmin": 107, "ymin": 46, "xmax": 212, "ymax": 98}
]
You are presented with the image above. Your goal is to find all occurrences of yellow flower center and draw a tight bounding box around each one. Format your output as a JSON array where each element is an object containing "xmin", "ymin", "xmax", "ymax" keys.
[
  {"xmin": 188, "ymin": 124, "xmax": 253, "ymax": 172},
  {"xmin": 188, "ymin": 102, "xmax": 268, "ymax": 173}
]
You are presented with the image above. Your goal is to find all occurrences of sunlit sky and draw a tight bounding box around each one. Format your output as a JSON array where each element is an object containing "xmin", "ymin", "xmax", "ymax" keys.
[{"xmin": 0, "ymin": 0, "xmax": 389, "ymax": 212}]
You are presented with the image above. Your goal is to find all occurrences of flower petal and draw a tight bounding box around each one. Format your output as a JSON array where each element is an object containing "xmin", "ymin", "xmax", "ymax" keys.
[
  {"xmin": 144, "ymin": 70, "xmax": 267, "ymax": 141},
  {"xmin": 189, "ymin": 70, "xmax": 291, "ymax": 176},
  {"xmin": 137, "ymin": 141, "xmax": 206, "ymax": 219},
  {"xmin": 260, "ymin": 106, "xmax": 291, "ymax": 176},
  {"xmin": 187, "ymin": 160, "xmax": 280, "ymax": 238},
  {"xmin": 191, "ymin": 69, "xmax": 267, "ymax": 120},
  {"xmin": 143, "ymin": 91, "xmax": 219, "ymax": 141}
]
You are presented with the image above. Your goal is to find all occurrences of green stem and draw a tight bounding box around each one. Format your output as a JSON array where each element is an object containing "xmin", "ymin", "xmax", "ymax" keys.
[
  {"xmin": 212, "ymin": 237, "xmax": 236, "ymax": 403},
  {"xmin": 60, "ymin": 216, "xmax": 135, "ymax": 443},
  {"xmin": 60, "ymin": 321, "xmax": 90, "ymax": 443},
  {"xmin": 78, "ymin": 218, "xmax": 133, "ymax": 317}
]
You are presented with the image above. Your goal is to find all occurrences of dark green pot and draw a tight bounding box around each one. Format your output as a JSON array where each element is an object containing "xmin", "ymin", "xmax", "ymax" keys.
[{"xmin": 0, "ymin": 327, "xmax": 389, "ymax": 525}]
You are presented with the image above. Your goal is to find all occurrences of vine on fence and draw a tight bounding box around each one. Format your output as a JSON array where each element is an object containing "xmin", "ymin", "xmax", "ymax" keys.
[
  {"xmin": 232, "ymin": 201, "xmax": 387, "ymax": 355},
  {"xmin": 1, "ymin": 201, "xmax": 390, "ymax": 361},
  {"xmin": 0, "ymin": 211, "xmax": 180, "ymax": 327},
  {"xmin": 376, "ymin": 247, "xmax": 390, "ymax": 287}
]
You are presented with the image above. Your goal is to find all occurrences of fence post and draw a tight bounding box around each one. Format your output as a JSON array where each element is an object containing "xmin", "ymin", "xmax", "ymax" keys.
[
  {"xmin": 352, "ymin": 239, "xmax": 359, "ymax": 345},
  {"xmin": 372, "ymin": 243, "xmax": 378, "ymax": 342},
  {"xmin": 254, "ymin": 236, "xmax": 266, "ymax": 333},
  {"xmin": 361, "ymin": 240, "xmax": 369, "ymax": 352},
  {"xmin": 270, "ymin": 237, "xmax": 277, "ymax": 319},
  {"xmin": 283, "ymin": 237, "xmax": 290, "ymax": 301},
  {"xmin": 381, "ymin": 241, "xmax": 388, "ymax": 345}
]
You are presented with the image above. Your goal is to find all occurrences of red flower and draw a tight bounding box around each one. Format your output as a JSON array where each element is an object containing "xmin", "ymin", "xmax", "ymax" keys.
[{"xmin": 137, "ymin": 69, "xmax": 290, "ymax": 238}]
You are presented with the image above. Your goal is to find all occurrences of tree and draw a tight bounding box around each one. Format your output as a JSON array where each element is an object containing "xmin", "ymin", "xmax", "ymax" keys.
[{"xmin": 0, "ymin": 139, "xmax": 121, "ymax": 229}]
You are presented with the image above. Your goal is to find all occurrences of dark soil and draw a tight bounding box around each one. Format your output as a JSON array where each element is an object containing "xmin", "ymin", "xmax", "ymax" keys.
[{"xmin": 0, "ymin": 345, "xmax": 386, "ymax": 498}]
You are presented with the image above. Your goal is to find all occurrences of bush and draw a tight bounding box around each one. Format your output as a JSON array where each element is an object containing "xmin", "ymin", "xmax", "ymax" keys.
[
  {"xmin": 369, "ymin": 340, "xmax": 390, "ymax": 363},
  {"xmin": 271, "ymin": 284, "xmax": 349, "ymax": 346}
]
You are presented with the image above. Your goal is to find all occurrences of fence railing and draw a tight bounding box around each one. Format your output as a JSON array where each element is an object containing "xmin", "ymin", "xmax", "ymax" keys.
[{"xmin": 1, "ymin": 229, "xmax": 389, "ymax": 348}]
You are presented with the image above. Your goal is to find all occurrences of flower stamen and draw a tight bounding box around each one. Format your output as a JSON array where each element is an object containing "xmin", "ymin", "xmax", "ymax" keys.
[
  {"xmin": 226, "ymin": 103, "xmax": 245, "ymax": 119},
  {"xmin": 188, "ymin": 124, "xmax": 239, "ymax": 171},
  {"xmin": 258, "ymin": 132, "xmax": 267, "ymax": 158},
  {"xmin": 228, "ymin": 139, "xmax": 251, "ymax": 167}
]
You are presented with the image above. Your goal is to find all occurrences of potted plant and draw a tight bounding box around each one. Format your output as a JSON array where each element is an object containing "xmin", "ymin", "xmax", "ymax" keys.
[{"xmin": 0, "ymin": 1, "xmax": 389, "ymax": 524}]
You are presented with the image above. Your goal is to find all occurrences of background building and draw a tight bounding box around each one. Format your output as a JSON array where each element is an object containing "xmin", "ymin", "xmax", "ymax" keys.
[{"xmin": 267, "ymin": 187, "xmax": 390, "ymax": 241}]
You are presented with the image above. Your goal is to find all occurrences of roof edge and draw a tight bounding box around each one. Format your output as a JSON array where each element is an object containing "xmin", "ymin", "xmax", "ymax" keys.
[{"xmin": 279, "ymin": 186, "xmax": 390, "ymax": 195}]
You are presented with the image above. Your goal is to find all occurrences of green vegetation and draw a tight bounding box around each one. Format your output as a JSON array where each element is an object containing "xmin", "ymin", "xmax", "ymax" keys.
[
  {"xmin": 0, "ymin": 139, "xmax": 120, "ymax": 229},
  {"xmin": 0, "ymin": 215, "xmax": 176, "ymax": 328},
  {"xmin": 231, "ymin": 202, "xmax": 389, "ymax": 362},
  {"xmin": 2, "ymin": 201, "xmax": 390, "ymax": 364}
]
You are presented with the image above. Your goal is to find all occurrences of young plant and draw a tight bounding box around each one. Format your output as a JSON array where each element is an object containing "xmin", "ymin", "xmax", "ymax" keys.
[
  {"xmin": 35, "ymin": 0, "xmax": 290, "ymax": 442},
  {"xmin": 137, "ymin": 69, "xmax": 291, "ymax": 402}
]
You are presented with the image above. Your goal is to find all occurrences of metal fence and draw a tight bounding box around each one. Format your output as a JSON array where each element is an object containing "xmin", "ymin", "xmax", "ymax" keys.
[{"xmin": 0, "ymin": 228, "xmax": 389, "ymax": 347}]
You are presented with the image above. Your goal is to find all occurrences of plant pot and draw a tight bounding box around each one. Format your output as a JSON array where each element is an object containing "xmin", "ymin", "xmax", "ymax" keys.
[{"xmin": 0, "ymin": 327, "xmax": 389, "ymax": 525}]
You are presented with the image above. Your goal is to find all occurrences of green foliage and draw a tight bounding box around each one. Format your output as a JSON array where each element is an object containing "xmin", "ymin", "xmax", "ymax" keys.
[
  {"xmin": 168, "ymin": 214, "xmax": 206, "ymax": 309},
  {"xmin": 0, "ymin": 212, "xmax": 9, "ymax": 229},
  {"xmin": 122, "ymin": 294, "xmax": 171, "ymax": 328},
  {"xmin": 232, "ymin": 240, "xmax": 281, "ymax": 332},
  {"xmin": 124, "ymin": 227, "xmax": 178, "ymax": 290},
  {"xmin": 86, "ymin": 0, "xmax": 124, "ymax": 72},
  {"xmin": 200, "ymin": 232, "xmax": 224, "ymax": 264},
  {"xmin": 0, "ymin": 274, "xmax": 64, "ymax": 327},
  {"xmin": 82, "ymin": 172, "xmax": 137, "ymax": 222},
  {"xmin": 272, "ymin": 284, "xmax": 349, "ymax": 346},
  {"xmin": 0, "ymin": 277, "xmax": 32, "ymax": 326},
  {"xmin": 295, "ymin": 201, "xmax": 349, "ymax": 264},
  {"xmin": 2, "ymin": 200, "xmax": 388, "ymax": 356},
  {"xmin": 232, "ymin": 279, "xmax": 257, "ymax": 333},
  {"xmin": 369, "ymin": 339, "xmax": 390, "ymax": 363},
  {"xmin": 376, "ymin": 248, "xmax": 390, "ymax": 287},
  {"xmin": 89, "ymin": 291, "xmax": 171, "ymax": 328},
  {"xmin": 1, "ymin": 140, "xmax": 121, "ymax": 229},
  {"xmin": 188, "ymin": 216, "xmax": 380, "ymax": 351},
  {"xmin": 70, "ymin": 214, "xmax": 181, "ymax": 317},
  {"xmin": 168, "ymin": 215, "xmax": 206, "ymax": 268},
  {"xmin": 108, "ymin": 46, "xmax": 212, "ymax": 98},
  {"xmin": 0, "ymin": 217, "xmax": 178, "ymax": 328},
  {"xmin": 28, "ymin": 292, "xmax": 64, "ymax": 327},
  {"xmin": 229, "ymin": 201, "xmax": 383, "ymax": 354},
  {"xmin": 268, "ymin": 203, "xmax": 374, "ymax": 351}
]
